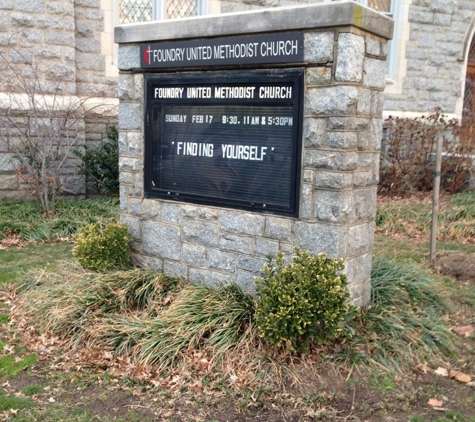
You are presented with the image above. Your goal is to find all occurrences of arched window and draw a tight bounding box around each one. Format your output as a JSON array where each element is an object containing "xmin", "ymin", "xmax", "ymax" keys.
[
  {"xmin": 463, "ymin": 36, "xmax": 475, "ymax": 118},
  {"xmin": 118, "ymin": 0, "xmax": 206, "ymax": 23}
]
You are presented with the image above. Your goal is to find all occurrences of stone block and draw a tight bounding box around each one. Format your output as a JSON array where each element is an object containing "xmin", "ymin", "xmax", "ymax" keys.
[
  {"xmin": 119, "ymin": 156, "xmax": 142, "ymax": 172},
  {"xmin": 129, "ymin": 197, "xmax": 160, "ymax": 218},
  {"xmin": 304, "ymin": 118, "xmax": 327, "ymax": 148},
  {"xmin": 33, "ymin": 46, "xmax": 62, "ymax": 59},
  {"xmin": 162, "ymin": 202, "xmax": 181, "ymax": 223},
  {"xmin": 431, "ymin": 0, "xmax": 458, "ymax": 14},
  {"xmin": 369, "ymin": 119, "xmax": 383, "ymax": 149},
  {"xmin": 327, "ymin": 131, "xmax": 358, "ymax": 149},
  {"xmin": 357, "ymin": 88, "xmax": 372, "ymax": 116},
  {"xmin": 237, "ymin": 255, "xmax": 267, "ymax": 273},
  {"xmin": 65, "ymin": 17, "xmax": 75, "ymax": 31},
  {"xmin": 46, "ymin": 2, "xmax": 74, "ymax": 15},
  {"xmin": 0, "ymin": 0, "xmax": 13, "ymax": 10},
  {"xmin": 183, "ymin": 220, "xmax": 218, "ymax": 246},
  {"xmin": 353, "ymin": 170, "xmax": 377, "ymax": 187},
  {"xmin": 264, "ymin": 216, "xmax": 292, "ymax": 241},
  {"xmin": 119, "ymin": 103, "xmax": 143, "ymax": 131},
  {"xmin": 15, "ymin": 0, "xmax": 45, "ymax": 13},
  {"xmin": 131, "ymin": 253, "xmax": 163, "ymax": 271},
  {"xmin": 143, "ymin": 221, "xmax": 181, "ymax": 260},
  {"xmin": 304, "ymin": 32, "xmax": 334, "ymax": 63},
  {"xmin": 0, "ymin": 13, "xmax": 8, "ymax": 32},
  {"xmin": 120, "ymin": 215, "xmax": 141, "ymax": 240},
  {"xmin": 207, "ymin": 248, "xmax": 236, "ymax": 271},
  {"xmin": 328, "ymin": 117, "xmax": 370, "ymax": 131},
  {"xmin": 75, "ymin": 0, "xmax": 100, "ymax": 9},
  {"xmin": 348, "ymin": 278, "xmax": 371, "ymax": 307},
  {"xmin": 0, "ymin": 175, "xmax": 18, "ymax": 190},
  {"xmin": 196, "ymin": 207, "xmax": 218, "ymax": 220},
  {"xmin": 164, "ymin": 261, "xmax": 187, "ymax": 277},
  {"xmin": 236, "ymin": 270, "xmax": 257, "ymax": 293},
  {"xmin": 76, "ymin": 39, "xmax": 101, "ymax": 53},
  {"xmin": 306, "ymin": 67, "xmax": 332, "ymax": 86},
  {"xmin": 293, "ymin": 221, "xmax": 347, "ymax": 258},
  {"xmin": 134, "ymin": 176, "xmax": 144, "ymax": 196},
  {"xmin": 20, "ymin": 29, "xmax": 42, "ymax": 44},
  {"xmin": 183, "ymin": 243, "xmax": 207, "ymax": 266},
  {"xmin": 10, "ymin": 13, "xmax": 34, "ymax": 27},
  {"xmin": 0, "ymin": 154, "xmax": 15, "ymax": 171},
  {"xmin": 118, "ymin": 45, "xmax": 140, "ymax": 70},
  {"xmin": 61, "ymin": 174, "xmax": 85, "ymax": 195},
  {"xmin": 304, "ymin": 150, "xmax": 358, "ymax": 171},
  {"xmin": 363, "ymin": 58, "xmax": 386, "ymax": 89},
  {"xmin": 8, "ymin": 49, "xmax": 32, "ymax": 64},
  {"xmin": 314, "ymin": 190, "xmax": 353, "ymax": 223},
  {"xmin": 36, "ymin": 16, "xmax": 63, "ymax": 29},
  {"xmin": 182, "ymin": 205, "xmax": 198, "ymax": 219},
  {"xmin": 370, "ymin": 91, "xmax": 384, "ymax": 116},
  {"xmin": 77, "ymin": 53, "xmax": 105, "ymax": 71},
  {"xmin": 254, "ymin": 237, "xmax": 279, "ymax": 257},
  {"xmin": 118, "ymin": 132, "xmax": 127, "ymax": 155},
  {"xmin": 45, "ymin": 31, "xmax": 75, "ymax": 46},
  {"xmin": 86, "ymin": 9, "xmax": 104, "ymax": 20},
  {"xmin": 353, "ymin": 187, "xmax": 377, "ymax": 221},
  {"xmin": 303, "ymin": 169, "xmax": 314, "ymax": 183},
  {"xmin": 189, "ymin": 268, "xmax": 233, "ymax": 287},
  {"xmin": 347, "ymin": 222, "xmax": 375, "ymax": 256},
  {"xmin": 219, "ymin": 210, "xmax": 264, "ymax": 236},
  {"xmin": 219, "ymin": 234, "xmax": 253, "ymax": 254},
  {"xmin": 127, "ymin": 132, "xmax": 143, "ymax": 156},
  {"xmin": 315, "ymin": 171, "xmax": 353, "ymax": 190},
  {"xmin": 134, "ymin": 74, "xmax": 144, "ymax": 101},
  {"xmin": 305, "ymin": 86, "xmax": 358, "ymax": 116},
  {"xmin": 358, "ymin": 152, "xmax": 379, "ymax": 170},
  {"xmin": 300, "ymin": 183, "xmax": 313, "ymax": 220},
  {"xmin": 366, "ymin": 38, "xmax": 381, "ymax": 56},
  {"xmin": 335, "ymin": 33, "xmax": 364, "ymax": 82},
  {"xmin": 410, "ymin": 8, "xmax": 434, "ymax": 24}
]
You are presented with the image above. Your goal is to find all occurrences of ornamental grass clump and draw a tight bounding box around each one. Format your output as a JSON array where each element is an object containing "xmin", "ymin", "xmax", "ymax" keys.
[
  {"xmin": 17, "ymin": 263, "xmax": 184, "ymax": 346},
  {"xmin": 255, "ymin": 249, "xmax": 351, "ymax": 353},
  {"xmin": 73, "ymin": 222, "xmax": 131, "ymax": 271},
  {"xmin": 346, "ymin": 257, "xmax": 456, "ymax": 370}
]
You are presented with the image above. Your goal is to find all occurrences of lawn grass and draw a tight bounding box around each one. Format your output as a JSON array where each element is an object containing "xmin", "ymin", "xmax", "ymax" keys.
[
  {"xmin": 0, "ymin": 198, "xmax": 119, "ymax": 242},
  {"xmin": 376, "ymin": 191, "xmax": 475, "ymax": 243},
  {"xmin": 0, "ymin": 242, "xmax": 73, "ymax": 285}
]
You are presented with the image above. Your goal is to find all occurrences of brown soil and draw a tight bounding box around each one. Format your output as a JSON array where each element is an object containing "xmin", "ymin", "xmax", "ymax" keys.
[{"xmin": 433, "ymin": 252, "xmax": 475, "ymax": 282}]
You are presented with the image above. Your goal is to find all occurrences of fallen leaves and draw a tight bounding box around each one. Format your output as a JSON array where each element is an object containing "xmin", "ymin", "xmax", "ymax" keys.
[
  {"xmin": 449, "ymin": 370, "xmax": 472, "ymax": 384},
  {"xmin": 434, "ymin": 367, "xmax": 449, "ymax": 377},
  {"xmin": 452, "ymin": 325, "xmax": 474, "ymax": 337},
  {"xmin": 434, "ymin": 367, "xmax": 472, "ymax": 384},
  {"xmin": 427, "ymin": 398, "xmax": 443, "ymax": 408}
]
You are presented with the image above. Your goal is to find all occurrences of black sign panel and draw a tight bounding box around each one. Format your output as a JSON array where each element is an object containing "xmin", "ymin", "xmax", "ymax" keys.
[
  {"xmin": 144, "ymin": 70, "xmax": 303, "ymax": 216},
  {"xmin": 140, "ymin": 32, "xmax": 304, "ymax": 69}
]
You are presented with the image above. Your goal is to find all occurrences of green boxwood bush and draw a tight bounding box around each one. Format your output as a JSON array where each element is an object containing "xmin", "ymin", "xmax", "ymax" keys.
[
  {"xmin": 255, "ymin": 249, "xmax": 351, "ymax": 352},
  {"xmin": 73, "ymin": 222, "xmax": 131, "ymax": 271}
]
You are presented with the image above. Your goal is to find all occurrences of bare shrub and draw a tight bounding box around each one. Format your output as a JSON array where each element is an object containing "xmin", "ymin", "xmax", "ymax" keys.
[
  {"xmin": 380, "ymin": 107, "xmax": 474, "ymax": 196},
  {"xmin": 0, "ymin": 48, "xmax": 116, "ymax": 213}
]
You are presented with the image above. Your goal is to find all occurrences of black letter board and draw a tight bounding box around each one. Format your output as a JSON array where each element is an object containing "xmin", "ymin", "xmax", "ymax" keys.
[{"xmin": 144, "ymin": 69, "xmax": 303, "ymax": 216}]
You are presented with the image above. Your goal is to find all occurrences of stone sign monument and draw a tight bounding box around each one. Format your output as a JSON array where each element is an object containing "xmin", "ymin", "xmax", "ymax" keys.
[{"xmin": 115, "ymin": 1, "xmax": 393, "ymax": 306}]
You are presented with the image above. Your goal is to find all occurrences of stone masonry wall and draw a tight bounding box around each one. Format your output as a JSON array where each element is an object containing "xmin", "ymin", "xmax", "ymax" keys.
[
  {"xmin": 0, "ymin": 0, "xmax": 118, "ymax": 200},
  {"xmin": 220, "ymin": 0, "xmax": 475, "ymax": 116},
  {"xmin": 385, "ymin": 0, "xmax": 475, "ymax": 115},
  {"xmin": 117, "ymin": 5, "xmax": 390, "ymax": 306}
]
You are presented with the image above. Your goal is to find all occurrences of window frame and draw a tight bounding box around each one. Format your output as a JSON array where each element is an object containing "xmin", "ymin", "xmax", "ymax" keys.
[
  {"xmin": 154, "ymin": 0, "xmax": 207, "ymax": 20},
  {"xmin": 355, "ymin": 0, "xmax": 400, "ymax": 80}
]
